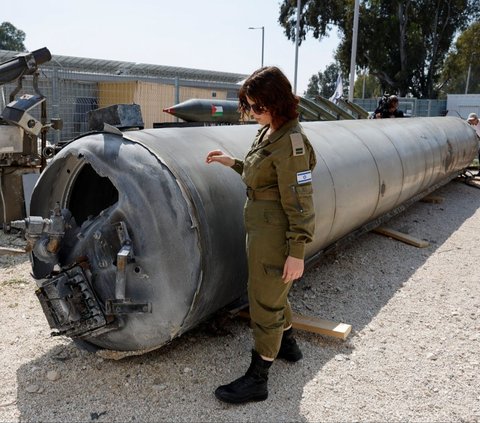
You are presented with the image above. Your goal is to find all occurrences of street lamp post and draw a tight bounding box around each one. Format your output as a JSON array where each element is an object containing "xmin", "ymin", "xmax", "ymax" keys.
[
  {"xmin": 465, "ymin": 52, "xmax": 477, "ymax": 94},
  {"xmin": 248, "ymin": 26, "xmax": 264, "ymax": 68},
  {"xmin": 293, "ymin": 0, "xmax": 301, "ymax": 95},
  {"xmin": 348, "ymin": 0, "xmax": 360, "ymax": 102}
]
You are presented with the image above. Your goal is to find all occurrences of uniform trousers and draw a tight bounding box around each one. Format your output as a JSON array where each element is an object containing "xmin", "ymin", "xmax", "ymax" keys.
[{"xmin": 244, "ymin": 198, "xmax": 293, "ymax": 359}]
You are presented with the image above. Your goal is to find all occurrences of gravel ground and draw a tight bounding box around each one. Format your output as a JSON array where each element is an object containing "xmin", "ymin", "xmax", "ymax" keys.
[{"xmin": 0, "ymin": 179, "xmax": 479, "ymax": 422}]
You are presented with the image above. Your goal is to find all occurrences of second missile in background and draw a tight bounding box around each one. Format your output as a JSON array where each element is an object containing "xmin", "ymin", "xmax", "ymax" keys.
[{"xmin": 163, "ymin": 99, "xmax": 241, "ymax": 123}]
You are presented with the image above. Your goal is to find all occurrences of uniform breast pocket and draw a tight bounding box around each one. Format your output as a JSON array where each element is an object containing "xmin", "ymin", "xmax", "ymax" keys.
[{"xmin": 252, "ymin": 151, "xmax": 272, "ymax": 169}]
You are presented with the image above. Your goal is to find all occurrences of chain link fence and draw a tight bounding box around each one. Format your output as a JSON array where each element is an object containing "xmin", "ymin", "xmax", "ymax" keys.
[
  {"xmin": 353, "ymin": 98, "xmax": 447, "ymax": 117},
  {"xmin": 0, "ymin": 55, "xmax": 244, "ymax": 143},
  {"xmin": 0, "ymin": 51, "xmax": 450, "ymax": 145}
]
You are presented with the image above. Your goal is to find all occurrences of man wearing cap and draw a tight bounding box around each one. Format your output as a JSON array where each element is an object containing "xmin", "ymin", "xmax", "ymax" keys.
[
  {"xmin": 467, "ymin": 113, "xmax": 480, "ymax": 136},
  {"xmin": 467, "ymin": 113, "xmax": 480, "ymax": 174}
]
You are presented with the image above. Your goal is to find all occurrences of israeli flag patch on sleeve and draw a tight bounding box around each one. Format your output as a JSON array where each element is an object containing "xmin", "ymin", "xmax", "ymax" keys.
[{"xmin": 297, "ymin": 170, "xmax": 312, "ymax": 184}]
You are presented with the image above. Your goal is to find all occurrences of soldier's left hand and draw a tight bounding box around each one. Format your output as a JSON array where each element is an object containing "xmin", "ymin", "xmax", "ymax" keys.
[{"xmin": 282, "ymin": 256, "xmax": 304, "ymax": 283}]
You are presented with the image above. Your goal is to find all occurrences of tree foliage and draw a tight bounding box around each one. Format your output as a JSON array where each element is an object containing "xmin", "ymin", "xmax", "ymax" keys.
[
  {"xmin": 441, "ymin": 22, "xmax": 480, "ymax": 95},
  {"xmin": 353, "ymin": 72, "xmax": 382, "ymax": 98},
  {"xmin": 279, "ymin": 0, "xmax": 479, "ymax": 98},
  {"xmin": 0, "ymin": 22, "xmax": 26, "ymax": 52},
  {"xmin": 305, "ymin": 62, "xmax": 344, "ymax": 98}
]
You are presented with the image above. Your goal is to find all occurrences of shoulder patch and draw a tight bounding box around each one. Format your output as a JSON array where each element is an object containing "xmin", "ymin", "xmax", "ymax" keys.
[
  {"xmin": 290, "ymin": 133, "xmax": 305, "ymax": 156},
  {"xmin": 297, "ymin": 170, "xmax": 312, "ymax": 184}
]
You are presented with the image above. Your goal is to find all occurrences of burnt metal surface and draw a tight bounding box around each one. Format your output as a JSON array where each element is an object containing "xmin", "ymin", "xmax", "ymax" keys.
[
  {"xmin": 27, "ymin": 117, "xmax": 478, "ymax": 352},
  {"xmin": 36, "ymin": 265, "xmax": 108, "ymax": 338},
  {"xmin": 88, "ymin": 104, "xmax": 144, "ymax": 131}
]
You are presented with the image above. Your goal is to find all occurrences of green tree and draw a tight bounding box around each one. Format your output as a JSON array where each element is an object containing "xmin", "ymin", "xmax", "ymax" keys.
[
  {"xmin": 279, "ymin": 0, "xmax": 479, "ymax": 98},
  {"xmin": 353, "ymin": 71, "xmax": 381, "ymax": 98},
  {"xmin": 305, "ymin": 62, "xmax": 344, "ymax": 98},
  {"xmin": 0, "ymin": 22, "xmax": 26, "ymax": 51},
  {"xmin": 441, "ymin": 22, "xmax": 480, "ymax": 95}
]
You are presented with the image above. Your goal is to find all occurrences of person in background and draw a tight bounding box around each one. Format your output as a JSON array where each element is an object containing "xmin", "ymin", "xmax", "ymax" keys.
[
  {"xmin": 467, "ymin": 112, "xmax": 480, "ymax": 136},
  {"xmin": 205, "ymin": 66, "xmax": 316, "ymax": 404},
  {"xmin": 374, "ymin": 95, "xmax": 405, "ymax": 119},
  {"xmin": 467, "ymin": 112, "xmax": 480, "ymax": 175}
]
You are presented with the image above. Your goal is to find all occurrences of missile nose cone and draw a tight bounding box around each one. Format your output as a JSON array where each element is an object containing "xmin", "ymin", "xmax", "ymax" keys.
[{"xmin": 163, "ymin": 106, "xmax": 175, "ymax": 114}]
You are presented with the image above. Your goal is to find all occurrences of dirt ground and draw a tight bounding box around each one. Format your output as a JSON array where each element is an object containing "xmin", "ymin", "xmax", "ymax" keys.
[{"xmin": 0, "ymin": 179, "xmax": 479, "ymax": 422}]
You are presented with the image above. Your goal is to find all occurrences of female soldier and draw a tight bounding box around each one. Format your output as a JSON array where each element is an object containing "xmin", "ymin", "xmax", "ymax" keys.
[{"xmin": 205, "ymin": 66, "xmax": 316, "ymax": 404}]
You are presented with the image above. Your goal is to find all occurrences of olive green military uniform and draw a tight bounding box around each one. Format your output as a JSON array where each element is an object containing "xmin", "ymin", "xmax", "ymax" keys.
[{"xmin": 231, "ymin": 118, "xmax": 316, "ymax": 359}]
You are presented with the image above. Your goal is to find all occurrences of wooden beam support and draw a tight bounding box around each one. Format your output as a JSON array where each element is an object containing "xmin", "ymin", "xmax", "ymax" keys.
[
  {"xmin": 237, "ymin": 310, "xmax": 352, "ymax": 340},
  {"xmin": 373, "ymin": 226, "xmax": 429, "ymax": 248},
  {"xmin": 0, "ymin": 247, "xmax": 27, "ymax": 256},
  {"xmin": 421, "ymin": 195, "xmax": 445, "ymax": 203}
]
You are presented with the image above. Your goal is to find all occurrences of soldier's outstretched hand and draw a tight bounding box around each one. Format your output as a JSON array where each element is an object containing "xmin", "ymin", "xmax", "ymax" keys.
[{"xmin": 205, "ymin": 150, "xmax": 235, "ymax": 167}]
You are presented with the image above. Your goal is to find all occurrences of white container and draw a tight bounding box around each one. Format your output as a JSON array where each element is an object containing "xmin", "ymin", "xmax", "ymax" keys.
[{"xmin": 447, "ymin": 94, "xmax": 480, "ymax": 119}]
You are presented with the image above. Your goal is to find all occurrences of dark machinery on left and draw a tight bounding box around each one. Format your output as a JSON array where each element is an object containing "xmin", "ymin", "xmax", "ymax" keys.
[{"xmin": 0, "ymin": 47, "xmax": 61, "ymax": 225}]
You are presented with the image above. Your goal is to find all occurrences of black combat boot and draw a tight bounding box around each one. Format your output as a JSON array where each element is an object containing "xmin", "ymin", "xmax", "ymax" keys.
[
  {"xmin": 214, "ymin": 350, "xmax": 272, "ymax": 404},
  {"xmin": 277, "ymin": 327, "xmax": 303, "ymax": 362}
]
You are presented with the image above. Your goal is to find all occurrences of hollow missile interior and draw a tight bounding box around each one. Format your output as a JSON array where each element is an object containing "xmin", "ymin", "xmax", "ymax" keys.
[{"xmin": 67, "ymin": 162, "xmax": 119, "ymax": 225}]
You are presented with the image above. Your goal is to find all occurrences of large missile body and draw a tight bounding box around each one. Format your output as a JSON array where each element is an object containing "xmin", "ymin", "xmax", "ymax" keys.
[
  {"xmin": 26, "ymin": 117, "xmax": 477, "ymax": 352},
  {"xmin": 163, "ymin": 98, "xmax": 240, "ymax": 123}
]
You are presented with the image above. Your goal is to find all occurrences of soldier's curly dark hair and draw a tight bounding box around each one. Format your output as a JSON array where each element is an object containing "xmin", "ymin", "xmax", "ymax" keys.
[{"xmin": 238, "ymin": 66, "xmax": 299, "ymax": 129}]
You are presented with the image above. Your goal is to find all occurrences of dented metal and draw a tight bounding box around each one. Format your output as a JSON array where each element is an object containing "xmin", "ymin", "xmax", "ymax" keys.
[{"xmin": 16, "ymin": 117, "xmax": 478, "ymax": 352}]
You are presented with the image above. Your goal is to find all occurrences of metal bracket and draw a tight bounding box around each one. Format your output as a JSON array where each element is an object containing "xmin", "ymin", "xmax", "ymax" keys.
[
  {"xmin": 105, "ymin": 221, "xmax": 151, "ymax": 315},
  {"xmin": 115, "ymin": 243, "xmax": 131, "ymax": 300},
  {"xmin": 114, "ymin": 221, "xmax": 133, "ymax": 300},
  {"xmin": 105, "ymin": 299, "xmax": 151, "ymax": 315}
]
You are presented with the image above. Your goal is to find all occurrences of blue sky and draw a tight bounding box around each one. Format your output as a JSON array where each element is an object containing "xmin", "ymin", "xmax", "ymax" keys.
[{"xmin": 2, "ymin": 0, "xmax": 340, "ymax": 94}]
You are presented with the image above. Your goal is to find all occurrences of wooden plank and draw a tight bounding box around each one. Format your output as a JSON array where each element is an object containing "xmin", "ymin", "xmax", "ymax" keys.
[
  {"xmin": 373, "ymin": 226, "xmax": 429, "ymax": 248},
  {"xmin": 0, "ymin": 247, "xmax": 27, "ymax": 256},
  {"xmin": 421, "ymin": 195, "xmax": 445, "ymax": 203},
  {"xmin": 291, "ymin": 313, "xmax": 352, "ymax": 340},
  {"xmin": 237, "ymin": 310, "xmax": 352, "ymax": 340}
]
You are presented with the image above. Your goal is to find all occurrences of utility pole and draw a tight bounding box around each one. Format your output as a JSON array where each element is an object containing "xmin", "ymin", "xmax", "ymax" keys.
[
  {"xmin": 294, "ymin": 0, "xmax": 301, "ymax": 94},
  {"xmin": 348, "ymin": 0, "xmax": 360, "ymax": 101},
  {"xmin": 465, "ymin": 52, "xmax": 476, "ymax": 94}
]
